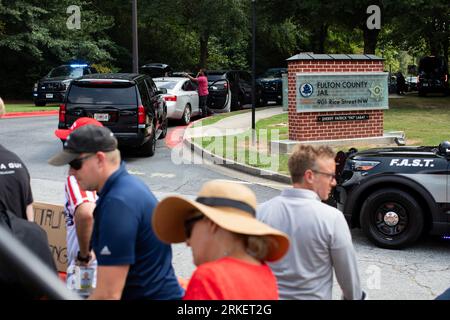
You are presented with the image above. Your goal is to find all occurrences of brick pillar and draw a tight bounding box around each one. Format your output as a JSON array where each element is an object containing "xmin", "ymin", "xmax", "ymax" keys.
[{"xmin": 288, "ymin": 59, "xmax": 385, "ymax": 141}]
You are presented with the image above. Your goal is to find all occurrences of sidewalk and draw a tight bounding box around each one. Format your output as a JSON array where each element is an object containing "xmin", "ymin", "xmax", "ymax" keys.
[
  {"xmin": 185, "ymin": 106, "xmax": 285, "ymax": 139},
  {"xmin": 183, "ymin": 106, "xmax": 291, "ymax": 184}
]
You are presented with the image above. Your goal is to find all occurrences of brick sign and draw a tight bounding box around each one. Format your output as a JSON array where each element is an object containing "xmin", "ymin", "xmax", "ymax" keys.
[
  {"xmin": 296, "ymin": 72, "xmax": 388, "ymax": 112},
  {"xmin": 287, "ymin": 53, "xmax": 386, "ymax": 142}
]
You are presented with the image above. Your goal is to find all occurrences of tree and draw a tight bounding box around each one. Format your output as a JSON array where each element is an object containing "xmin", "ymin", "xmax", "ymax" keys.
[
  {"xmin": 0, "ymin": 0, "xmax": 117, "ymax": 98},
  {"xmin": 174, "ymin": 0, "xmax": 248, "ymax": 68},
  {"xmin": 387, "ymin": 0, "xmax": 449, "ymax": 63}
]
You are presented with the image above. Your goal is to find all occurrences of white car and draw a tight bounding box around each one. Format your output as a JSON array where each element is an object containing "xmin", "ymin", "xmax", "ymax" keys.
[{"xmin": 154, "ymin": 77, "xmax": 201, "ymax": 124}]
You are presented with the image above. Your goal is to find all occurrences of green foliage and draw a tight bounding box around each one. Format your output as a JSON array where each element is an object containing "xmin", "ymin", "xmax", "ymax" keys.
[
  {"xmin": 0, "ymin": 0, "xmax": 118, "ymax": 98},
  {"xmin": 0, "ymin": 0, "xmax": 448, "ymax": 99}
]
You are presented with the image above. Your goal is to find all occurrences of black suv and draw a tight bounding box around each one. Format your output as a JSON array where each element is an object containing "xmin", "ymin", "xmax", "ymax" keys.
[
  {"xmin": 140, "ymin": 63, "xmax": 172, "ymax": 78},
  {"xmin": 33, "ymin": 64, "xmax": 97, "ymax": 106},
  {"xmin": 206, "ymin": 70, "xmax": 260, "ymax": 111},
  {"xmin": 256, "ymin": 67, "xmax": 287, "ymax": 105},
  {"xmin": 334, "ymin": 142, "xmax": 450, "ymax": 249},
  {"xmin": 417, "ymin": 56, "xmax": 449, "ymax": 96},
  {"xmin": 59, "ymin": 73, "xmax": 168, "ymax": 157}
]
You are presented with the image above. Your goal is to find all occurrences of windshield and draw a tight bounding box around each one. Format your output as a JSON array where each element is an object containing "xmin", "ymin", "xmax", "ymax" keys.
[
  {"xmin": 207, "ymin": 74, "xmax": 225, "ymax": 82},
  {"xmin": 261, "ymin": 69, "xmax": 286, "ymax": 78},
  {"xmin": 47, "ymin": 66, "xmax": 84, "ymax": 78},
  {"xmin": 67, "ymin": 84, "xmax": 137, "ymax": 105},
  {"xmin": 155, "ymin": 81, "xmax": 177, "ymax": 90}
]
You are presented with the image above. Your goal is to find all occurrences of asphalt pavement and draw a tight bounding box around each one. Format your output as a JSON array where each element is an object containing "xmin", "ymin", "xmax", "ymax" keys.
[{"xmin": 1, "ymin": 112, "xmax": 449, "ymax": 300}]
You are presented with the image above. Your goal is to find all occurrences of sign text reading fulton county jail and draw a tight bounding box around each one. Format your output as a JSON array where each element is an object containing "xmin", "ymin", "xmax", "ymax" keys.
[{"xmin": 296, "ymin": 72, "xmax": 389, "ymax": 113}]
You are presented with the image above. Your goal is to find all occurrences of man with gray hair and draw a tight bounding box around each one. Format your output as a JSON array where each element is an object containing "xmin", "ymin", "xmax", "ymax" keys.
[{"xmin": 257, "ymin": 144, "xmax": 365, "ymax": 300}]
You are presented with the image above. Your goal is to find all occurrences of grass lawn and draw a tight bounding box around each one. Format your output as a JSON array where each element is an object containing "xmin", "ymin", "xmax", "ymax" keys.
[
  {"xmin": 5, "ymin": 103, "xmax": 59, "ymax": 112},
  {"xmin": 193, "ymin": 109, "xmax": 251, "ymax": 127},
  {"xmin": 191, "ymin": 95, "xmax": 450, "ymax": 174},
  {"xmin": 385, "ymin": 96, "xmax": 450, "ymax": 145}
]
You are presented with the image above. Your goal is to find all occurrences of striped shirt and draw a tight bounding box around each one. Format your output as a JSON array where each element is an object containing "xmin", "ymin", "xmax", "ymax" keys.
[{"xmin": 64, "ymin": 175, "xmax": 97, "ymax": 267}]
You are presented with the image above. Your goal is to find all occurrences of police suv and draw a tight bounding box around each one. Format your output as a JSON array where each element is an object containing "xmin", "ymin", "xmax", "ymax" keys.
[
  {"xmin": 335, "ymin": 141, "xmax": 450, "ymax": 249},
  {"xmin": 33, "ymin": 63, "xmax": 97, "ymax": 106}
]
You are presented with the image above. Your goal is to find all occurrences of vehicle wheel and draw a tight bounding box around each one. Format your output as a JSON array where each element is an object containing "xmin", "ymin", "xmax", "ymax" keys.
[
  {"xmin": 181, "ymin": 104, "xmax": 191, "ymax": 125},
  {"xmin": 139, "ymin": 125, "xmax": 156, "ymax": 157},
  {"xmin": 360, "ymin": 188, "xmax": 424, "ymax": 249},
  {"xmin": 276, "ymin": 98, "xmax": 282, "ymax": 105},
  {"xmin": 418, "ymin": 90, "xmax": 426, "ymax": 97},
  {"xmin": 34, "ymin": 101, "xmax": 46, "ymax": 107},
  {"xmin": 159, "ymin": 118, "xmax": 168, "ymax": 139}
]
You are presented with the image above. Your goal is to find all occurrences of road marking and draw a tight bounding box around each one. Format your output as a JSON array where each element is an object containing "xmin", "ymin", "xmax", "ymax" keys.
[
  {"xmin": 150, "ymin": 172, "xmax": 176, "ymax": 178},
  {"xmin": 128, "ymin": 169, "xmax": 146, "ymax": 176},
  {"xmin": 214, "ymin": 178, "xmax": 288, "ymax": 190}
]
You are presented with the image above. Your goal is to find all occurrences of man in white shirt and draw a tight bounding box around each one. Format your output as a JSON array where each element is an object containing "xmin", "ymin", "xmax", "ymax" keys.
[{"xmin": 257, "ymin": 144, "xmax": 365, "ymax": 300}]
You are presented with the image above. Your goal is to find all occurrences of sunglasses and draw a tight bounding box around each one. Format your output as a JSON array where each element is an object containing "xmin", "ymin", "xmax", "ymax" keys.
[
  {"xmin": 183, "ymin": 215, "xmax": 204, "ymax": 238},
  {"xmin": 69, "ymin": 154, "xmax": 95, "ymax": 170}
]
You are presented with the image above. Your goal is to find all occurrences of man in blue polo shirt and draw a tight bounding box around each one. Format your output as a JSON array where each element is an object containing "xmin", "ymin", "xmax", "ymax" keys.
[{"xmin": 48, "ymin": 125, "xmax": 183, "ymax": 300}]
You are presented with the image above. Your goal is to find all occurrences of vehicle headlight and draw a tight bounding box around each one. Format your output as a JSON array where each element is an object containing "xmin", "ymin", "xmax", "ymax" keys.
[
  {"xmin": 33, "ymin": 82, "xmax": 38, "ymax": 90},
  {"xmin": 350, "ymin": 160, "xmax": 380, "ymax": 171},
  {"xmin": 62, "ymin": 80, "xmax": 71, "ymax": 90}
]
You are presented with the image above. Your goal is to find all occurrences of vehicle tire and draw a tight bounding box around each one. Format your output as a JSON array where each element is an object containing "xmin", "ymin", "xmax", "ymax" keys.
[
  {"xmin": 34, "ymin": 101, "xmax": 46, "ymax": 107},
  {"xmin": 139, "ymin": 125, "xmax": 156, "ymax": 157},
  {"xmin": 159, "ymin": 118, "xmax": 168, "ymax": 139},
  {"xmin": 181, "ymin": 104, "xmax": 191, "ymax": 125},
  {"xmin": 360, "ymin": 188, "xmax": 424, "ymax": 249},
  {"xmin": 418, "ymin": 90, "xmax": 426, "ymax": 97},
  {"xmin": 276, "ymin": 98, "xmax": 282, "ymax": 105}
]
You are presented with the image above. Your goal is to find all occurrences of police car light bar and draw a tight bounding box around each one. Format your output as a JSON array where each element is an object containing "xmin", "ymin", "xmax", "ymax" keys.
[{"xmin": 70, "ymin": 64, "xmax": 88, "ymax": 68}]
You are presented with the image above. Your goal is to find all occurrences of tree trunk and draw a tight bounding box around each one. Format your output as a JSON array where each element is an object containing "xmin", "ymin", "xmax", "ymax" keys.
[
  {"xmin": 309, "ymin": 24, "xmax": 328, "ymax": 54},
  {"xmin": 199, "ymin": 33, "xmax": 209, "ymax": 68},
  {"xmin": 442, "ymin": 38, "xmax": 448, "ymax": 64},
  {"xmin": 317, "ymin": 24, "xmax": 328, "ymax": 54},
  {"xmin": 363, "ymin": 28, "xmax": 380, "ymax": 54}
]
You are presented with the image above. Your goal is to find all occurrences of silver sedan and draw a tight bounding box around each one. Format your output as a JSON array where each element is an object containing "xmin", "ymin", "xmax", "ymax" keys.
[{"xmin": 154, "ymin": 77, "xmax": 201, "ymax": 124}]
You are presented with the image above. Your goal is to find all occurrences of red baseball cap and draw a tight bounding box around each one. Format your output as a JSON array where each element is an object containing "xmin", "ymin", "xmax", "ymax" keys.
[{"xmin": 54, "ymin": 117, "xmax": 103, "ymax": 140}]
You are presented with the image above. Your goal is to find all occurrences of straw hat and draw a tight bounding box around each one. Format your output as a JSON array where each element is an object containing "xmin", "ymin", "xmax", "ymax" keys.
[{"xmin": 152, "ymin": 180, "xmax": 290, "ymax": 262}]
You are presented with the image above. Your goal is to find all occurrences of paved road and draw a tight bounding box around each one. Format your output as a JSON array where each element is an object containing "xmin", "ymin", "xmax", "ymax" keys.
[{"xmin": 1, "ymin": 115, "xmax": 449, "ymax": 299}]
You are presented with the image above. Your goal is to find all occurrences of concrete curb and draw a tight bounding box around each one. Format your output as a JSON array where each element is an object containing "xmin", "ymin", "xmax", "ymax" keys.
[
  {"xmin": 182, "ymin": 134, "xmax": 291, "ymax": 184},
  {"xmin": 2, "ymin": 110, "xmax": 58, "ymax": 119}
]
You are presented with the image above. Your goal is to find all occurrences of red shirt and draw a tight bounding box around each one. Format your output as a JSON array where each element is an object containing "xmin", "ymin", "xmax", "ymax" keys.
[
  {"xmin": 197, "ymin": 75, "xmax": 209, "ymax": 96},
  {"xmin": 183, "ymin": 257, "xmax": 279, "ymax": 300}
]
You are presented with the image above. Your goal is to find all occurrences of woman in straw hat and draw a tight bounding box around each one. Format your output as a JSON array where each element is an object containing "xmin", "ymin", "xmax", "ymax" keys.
[{"xmin": 152, "ymin": 180, "xmax": 290, "ymax": 300}]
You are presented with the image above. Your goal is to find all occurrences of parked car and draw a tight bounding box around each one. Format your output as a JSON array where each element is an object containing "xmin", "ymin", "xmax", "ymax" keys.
[
  {"xmin": 388, "ymin": 73, "xmax": 397, "ymax": 94},
  {"xmin": 334, "ymin": 142, "xmax": 450, "ymax": 249},
  {"xmin": 154, "ymin": 77, "xmax": 201, "ymax": 124},
  {"xmin": 59, "ymin": 73, "xmax": 168, "ymax": 157},
  {"xmin": 33, "ymin": 63, "xmax": 97, "ymax": 106},
  {"xmin": 140, "ymin": 63, "xmax": 172, "ymax": 78},
  {"xmin": 405, "ymin": 76, "xmax": 418, "ymax": 91},
  {"xmin": 256, "ymin": 67, "xmax": 287, "ymax": 105},
  {"xmin": 205, "ymin": 70, "xmax": 258, "ymax": 111},
  {"xmin": 417, "ymin": 56, "xmax": 449, "ymax": 96}
]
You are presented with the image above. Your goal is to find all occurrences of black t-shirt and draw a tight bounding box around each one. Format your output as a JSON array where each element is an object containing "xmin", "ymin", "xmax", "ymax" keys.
[{"xmin": 0, "ymin": 144, "xmax": 33, "ymax": 219}]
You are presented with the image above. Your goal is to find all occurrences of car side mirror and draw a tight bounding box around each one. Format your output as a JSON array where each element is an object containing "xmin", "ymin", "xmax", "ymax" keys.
[
  {"xmin": 438, "ymin": 141, "xmax": 450, "ymax": 157},
  {"xmin": 157, "ymin": 88, "xmax": 167, "ymax": 95}
]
